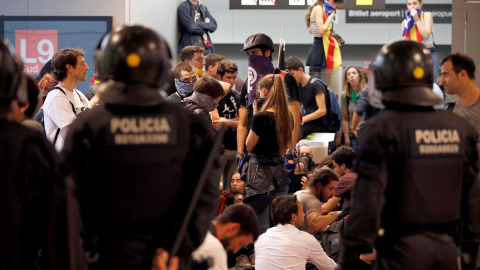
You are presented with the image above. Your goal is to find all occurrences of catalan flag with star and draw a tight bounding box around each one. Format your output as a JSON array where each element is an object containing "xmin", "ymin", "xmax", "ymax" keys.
[{"xmin": 403, "ymin": 9, "xmax": 424, "ymax": 43}]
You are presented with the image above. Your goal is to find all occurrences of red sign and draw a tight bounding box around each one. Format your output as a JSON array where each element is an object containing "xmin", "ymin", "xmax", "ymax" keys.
[{"xmin": 15, "ymin": 30, "xmax": 58, "ymax": 75}]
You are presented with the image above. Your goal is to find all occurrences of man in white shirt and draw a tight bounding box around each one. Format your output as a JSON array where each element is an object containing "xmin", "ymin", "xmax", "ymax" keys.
[
  {"xmin": 255, "ymin": 194, "xmax": 336, "ymax": 270},
  {"xmin": 192, "ymin": 204, "xmax": 259, "ymax": 270},
  {"xmin": 43, "ymin": 48, "xmax": 91, "ymax": 151}
]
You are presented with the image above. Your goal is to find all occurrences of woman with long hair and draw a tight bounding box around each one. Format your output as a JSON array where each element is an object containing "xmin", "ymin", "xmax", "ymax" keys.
[
  {"xmin": 335, "ymin": 66, "xmax": 367, "ymax": 153},
  {"xmin": 242, "ymin": 74, "xmax": 292, "ymax": 233},
  {"xmin": 305, "ymin": 0, "xmax": 343, "ymax": 77},
  {"xmin": 402, "ymin": 0, "xmax": 441, "ymax": 81}
]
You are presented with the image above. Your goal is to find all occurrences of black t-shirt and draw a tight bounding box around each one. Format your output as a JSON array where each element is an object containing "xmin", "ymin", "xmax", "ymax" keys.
[
  {"xmin": 240, "ymin": 69, "xmax": 300, "ymax": 127},
  {"xmin": 218, "ymin": 90, "xmax": 239, "ymax": 150},
  {"xmin": 299, "ymin": 77, "xmax": 328, "ymax": 131},
  {"xmin": 250, "ymin": 111, "xmax": 280, "ymax": 156}
]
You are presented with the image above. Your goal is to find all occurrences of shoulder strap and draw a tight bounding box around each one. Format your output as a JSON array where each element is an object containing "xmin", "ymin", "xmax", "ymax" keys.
[
  {"xmin": 311, "ymin": 77, "xmax": 332, "ymax": 111},
  {"xmin": 73, "ymin": 89, "xmax": 88, "ymax": 106},
  {"xmin": 52, "ymin": 86, "xmax": 77, "ymax": 116},
  {"xmin": 51, "ymin": 86, "xmax": 77, "ymax": 145},
  {"xmin": 445, "ymin": 102, "xmax": 456, "ymax": 112},
  {"xmin": 345, "ymin": 95, "xmax": 350, "ymax": 114},
  {"xmin": 51, "ymin": 86, "xmax": 64, "ymax": 94}
]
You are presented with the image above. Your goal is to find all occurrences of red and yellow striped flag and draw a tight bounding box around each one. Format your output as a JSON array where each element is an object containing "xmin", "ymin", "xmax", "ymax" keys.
[
  {"xmin": 322, "ymin": 6, "xmax": 342, "ymax": 68},
  {"xmin": 403, "ymin": 11, "xmax": 423, "ymax": 43}
]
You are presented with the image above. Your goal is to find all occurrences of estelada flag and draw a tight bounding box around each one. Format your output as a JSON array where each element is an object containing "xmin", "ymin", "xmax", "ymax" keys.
[
  {"xmin": 403, "ymin": 9, "xmax": 424, "ymax": 43},
  {"xmin": 321, "ymin": 5, "xmax": 342, "ymax": 69}
]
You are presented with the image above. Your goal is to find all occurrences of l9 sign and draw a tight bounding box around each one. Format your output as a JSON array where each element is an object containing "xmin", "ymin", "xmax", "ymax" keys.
[{"xmin": 15, "ymin": 30, "xmax": 58, "ymax": 74}]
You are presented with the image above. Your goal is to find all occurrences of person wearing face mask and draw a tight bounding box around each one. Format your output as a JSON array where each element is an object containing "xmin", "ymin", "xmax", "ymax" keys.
[
  {"xmin": 167, "ymin": 62, "xmax": 198, "ymax": 103},
  {"xmin": 236, "ymin": 33, "xmax": 301, "ymax": 171}
]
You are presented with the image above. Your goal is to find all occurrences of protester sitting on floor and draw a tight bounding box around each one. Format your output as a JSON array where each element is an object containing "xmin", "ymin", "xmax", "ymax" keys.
[
  {"xmin": 255, "ymin": 194, "xmax": 336, "ymax": 270},
  {"xmin": 295, "ymin": 167, "xmax": 340, "ymax": 234}
]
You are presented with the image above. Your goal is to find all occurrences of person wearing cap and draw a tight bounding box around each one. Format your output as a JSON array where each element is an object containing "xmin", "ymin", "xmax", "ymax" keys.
[
  {"xmin": 338, "ymin": 40, "xmax": 480, "ymax": 269},
  {"xmin": 62, "ymin": 25, "xmax": 219, "ymax": 269},
  {"xmin": 237, "ymin": 33, "xmax": 301, "ymax": 170}
]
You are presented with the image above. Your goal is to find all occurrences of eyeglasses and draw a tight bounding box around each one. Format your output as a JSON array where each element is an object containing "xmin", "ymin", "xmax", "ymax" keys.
[
  {"xmin": 193, "ymin": 57, "xmax": 205, "ymax": 62},
  {"xmin": 179, "ymin": 76, "xmax": 198, "ymax": 84}
]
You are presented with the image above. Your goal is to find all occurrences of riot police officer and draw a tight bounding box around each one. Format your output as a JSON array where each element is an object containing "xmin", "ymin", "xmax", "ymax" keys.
[
  {"xmin": 0, "ymin": 40, "xmax": 70, "ymax": 269},
  {"xmin": 62, "ymin": 25, "xmax": 218, "ymax": 269},
  {"xmin": 338, "ymin": 40, "xmax": 480, "ymax": 269}
]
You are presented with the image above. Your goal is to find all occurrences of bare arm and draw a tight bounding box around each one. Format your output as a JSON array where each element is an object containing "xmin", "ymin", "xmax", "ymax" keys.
[
  {"xmin": 237, "ymin": 107, "xmax": 248, "ymax": 153},
  {"xmin": 151, "ymin": 249, "xmax": 179, "ymax": 270},
  {"xmin": 246, "ymin": 129, "xmax": 259, "ymax": 153},
  {"xmin": 89, "ymin": 94, "xmax": 101, "ymax": 107},
  {"xmin": 352, "ymin": 112, "xmax": 362, "ymax": 138},
  {"xmin": 211, "ymin": 108, "xmax": 220, "ymax": 121},
  {"xmin": 313, "ymin": 6, "xmax": 336, "ymax": 36},
  {"xmin": 322, "ymin": 196, "xmax": 342, "ymax": 215},
  {"xmin": 213, "ymin": 117, "xmax": 238, "ymax": 130},
  {"xmin": 288, "ymin": 100, "xmax": 301, "ymax": 151},
  {"xmin": 411, "ymin": 10, "xmax": 433, "ymax": 40},
  {"xmin": 307, "ymin": 211, "xmax": 340, "ymax": 232},
  {"xmin": 336, "ymin": 109, "xmax": 350, "ymax": 147},
  {"xmin": 302, "ymin": 93, "xmax": 326, "ymax": 123}
]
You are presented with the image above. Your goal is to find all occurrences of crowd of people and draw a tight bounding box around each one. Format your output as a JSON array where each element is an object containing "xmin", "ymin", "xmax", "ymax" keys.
[{"xmin": 1, "ymin": 0, "xmax": 480, "ymax": 269}]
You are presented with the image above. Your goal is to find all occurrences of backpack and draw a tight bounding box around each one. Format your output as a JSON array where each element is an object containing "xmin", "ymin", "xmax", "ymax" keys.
[
  {"xmin": 311, "ymin": 78, "xmax": 342, "ymax": 133},
  {"xmin": 319, "ymin": 208, "xmax": 349, "ymax": 261}
]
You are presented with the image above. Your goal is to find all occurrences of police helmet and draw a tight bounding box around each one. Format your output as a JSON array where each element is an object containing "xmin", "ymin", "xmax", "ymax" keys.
[
  {"xmin": 95, "ymin": 25, "xmax": 171, "ymax": 88},
  {"xmin": 0, "ymin": 39, "xmax": 24, "ymax": 114},
  {"xmin": 369, "ymin": 40, "xmax": 442, "ymax": 107},
  {"xmin": 241, "ymin": 33, "xmax": 275, "ymax": 52}
]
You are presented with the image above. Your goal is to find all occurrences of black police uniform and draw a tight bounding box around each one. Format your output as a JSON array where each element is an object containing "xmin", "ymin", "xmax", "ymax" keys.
[
  {"xmin": 63, "ymin": 99, "xmax": 218, "ymax": 269},
  {"xmin": 0, "ymin": 38, "xmax": 70, "ymax": 269},
  {"xmin": 1, "ymin": 121, "xmax": 70, "ymax": 269},
  {"xmin": 62, "ymin": 26, "xmax": 219, "ymax": 270},
  {"xmin": 339, "ymin": 40, "xmax": 480, "ymax": 270},
  {"xmin": 341, "ymin": 107, "xmax": 480, "ymax": 269}
]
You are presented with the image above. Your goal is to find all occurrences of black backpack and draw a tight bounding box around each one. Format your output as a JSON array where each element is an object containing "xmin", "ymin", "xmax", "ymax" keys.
[{"xmin": 311, "ymin": 78, "xmax": 342, "ymax": 133}]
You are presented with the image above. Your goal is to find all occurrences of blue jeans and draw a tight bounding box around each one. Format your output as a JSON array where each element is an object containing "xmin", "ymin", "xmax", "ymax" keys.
[
  {"xmin": 257, "ymin": 183, "xmax": 289, "ymax": 234},
  {"xmin": 431, "ymin": 49, "xmax": 441, "ymax": 83}
]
